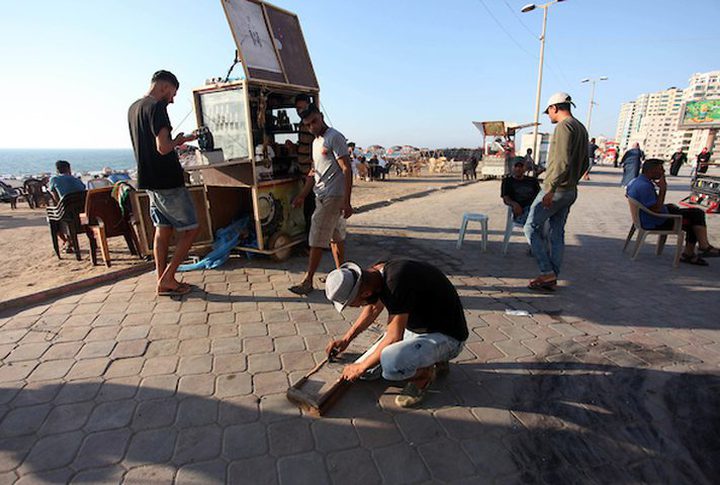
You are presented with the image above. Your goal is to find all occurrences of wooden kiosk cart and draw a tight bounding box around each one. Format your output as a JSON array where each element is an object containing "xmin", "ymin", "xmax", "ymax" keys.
[{"xmin": 134, "ymin": 0, "xmax": 320, "ymax": 262}]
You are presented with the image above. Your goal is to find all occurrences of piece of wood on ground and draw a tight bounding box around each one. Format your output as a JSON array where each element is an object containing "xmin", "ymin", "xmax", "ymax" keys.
[{"xmin": 286, "ymin": 324, "xmax": 384, "ymax": 416}]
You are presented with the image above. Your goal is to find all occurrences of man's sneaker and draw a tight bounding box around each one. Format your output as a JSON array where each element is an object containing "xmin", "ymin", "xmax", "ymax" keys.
[
  {"xmin": 435, "ymin": 360, "xmax": 450, "ymax": 376},
  {"xmin": 395, "ymin": 368, "xmax": 436, "ymax": 408},
  {"xmin": 359, "ymin": 364, "xmax": 383, "ymax": 381}
]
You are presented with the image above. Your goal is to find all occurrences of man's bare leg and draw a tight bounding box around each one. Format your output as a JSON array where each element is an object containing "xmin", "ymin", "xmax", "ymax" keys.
[
  {"xmin": 290, "ymin": 247, "xmax": 323, "ymax": 294},
  {"xmin": 330, "ymin": 240, "xmax": 345, "ymax": 269},
  {"xmin": 158, "ymin": 227, "xmax": 198, "ymax": 292},
  {"xmin": 154, "ymin": 226, "xmax": 173, "ymax": 282}
]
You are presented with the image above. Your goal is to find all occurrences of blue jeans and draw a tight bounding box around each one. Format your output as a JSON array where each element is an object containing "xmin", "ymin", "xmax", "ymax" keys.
[
  {"xmin": 358, "ymin": 329, "xmax": 464, "ymax": 381},
  {"xmin": 523, "ymin": 189, "xmax": 577, "ymax": 275}
]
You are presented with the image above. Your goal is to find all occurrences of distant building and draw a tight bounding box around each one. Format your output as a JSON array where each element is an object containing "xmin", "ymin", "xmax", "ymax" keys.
[
  {"xmin": 614, "ymin": 70, "xmax": 720, "ymax": 160},
  {"xmin": 517, "ymin": 132, "xmax": 551, "ymax": 166}
]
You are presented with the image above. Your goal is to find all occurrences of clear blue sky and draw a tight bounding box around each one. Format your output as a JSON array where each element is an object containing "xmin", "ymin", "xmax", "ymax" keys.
[{"xmin": 1, "ymin": 0, "xmax": 718, "ymax": 149}]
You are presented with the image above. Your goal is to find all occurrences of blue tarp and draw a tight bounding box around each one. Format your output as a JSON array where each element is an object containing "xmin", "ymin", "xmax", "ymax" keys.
[{"xmin": 178, "ymin": 217, "xmax": 255, "ymax": 271}]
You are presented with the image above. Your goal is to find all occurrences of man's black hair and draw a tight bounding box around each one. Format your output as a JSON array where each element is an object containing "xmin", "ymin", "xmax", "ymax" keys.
[
  {"xmin": 348, "ymin": 142, "xmax": 356, "ymax": 148},
  {"xmin": 299, "ymin": 103, "xmax": 320, "ymax": 120},
  {"xmin": 553, "ymin": 102, "xmax": 572, "ymax": 112},
  {"xmin": 56, "ymin": 160, "xmax": 71, "ymax": 173},
  {"xmin": 513, "ymin": 161, "xmax": 525, "ymax": 168},
  {"xmin": 294, "ymin": 93, "xmax": 311, "ymax": 105},
  {"xmin": 152, "ymin": 70, "xmax": 179, "ymax": 89},
  {"xmin": 641, "ymin": 158, "xmax": 664, "ymax": 173}
]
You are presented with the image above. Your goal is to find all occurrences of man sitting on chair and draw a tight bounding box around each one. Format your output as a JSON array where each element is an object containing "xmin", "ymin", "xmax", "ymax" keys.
[
  {"xmin": 626, "ymin": 158, "xmax": 719, "ymax": 266},
  {"xmin": 501, "ymin": 160, "xmax": 540, "ymax": 225}
]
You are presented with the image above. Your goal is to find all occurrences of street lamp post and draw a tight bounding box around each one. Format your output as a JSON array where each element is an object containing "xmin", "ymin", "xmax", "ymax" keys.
[
  {"xmin": 580, "ymin": 76, "xmax": 608, "ymax": 136},
  {"xmin": 521, "ymin": 0, "xmax": 566, "ymax": 163}
]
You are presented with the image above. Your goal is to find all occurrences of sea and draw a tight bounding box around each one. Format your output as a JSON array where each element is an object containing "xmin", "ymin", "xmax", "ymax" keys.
[{"xmin": 0, "ymin": 148, "xmax": 136, "ymax": 179}]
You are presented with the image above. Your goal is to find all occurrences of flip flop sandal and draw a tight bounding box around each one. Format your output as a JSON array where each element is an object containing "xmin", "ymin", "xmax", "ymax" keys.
[
  {"xmin": 680, "ymin": 254, "xmax": 709, "ymax": 266},
  {"xmin": 528, "ymin": 278, "xmax": 557, "ymax": 291},
  {"xmin": 157, "ymin": 284, "xmax": 192, "ymax": 297},
  {"xmin": 699, "ymin": 246, "xmax": 720, "ymax": 258},
  {"xmin": 288, "ymin": 282, "xmax": 314, "ymax": 295}
]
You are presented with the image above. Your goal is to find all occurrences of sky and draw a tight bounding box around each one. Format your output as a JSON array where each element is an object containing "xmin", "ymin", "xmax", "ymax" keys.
[{"xmin": 1, "ymin": 0, "xmax": 719, "ymax": 150}]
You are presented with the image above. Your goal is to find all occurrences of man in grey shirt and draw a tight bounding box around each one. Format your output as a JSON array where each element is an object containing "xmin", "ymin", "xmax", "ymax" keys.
[
  {"xmin": 290, "ymin": 104, "xmax": 353, "ymax": 294},
  {"xmin": 523, "ymin": 92, "xmax": 588, "ymax": 291}
]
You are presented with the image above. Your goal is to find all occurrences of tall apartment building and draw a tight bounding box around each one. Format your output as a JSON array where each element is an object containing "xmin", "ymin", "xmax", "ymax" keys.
[
  {"xmin": 684, "ymin": 71, "xmax": 720, "ymax": 159},
  {"xmin": 614, "ymin": 70, "xmax": 720, "ymax": 160}
]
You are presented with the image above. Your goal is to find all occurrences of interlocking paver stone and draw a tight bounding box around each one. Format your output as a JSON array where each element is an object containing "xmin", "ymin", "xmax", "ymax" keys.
[
  {"xmin": 222, "ymin": 422, "xmax": 268, "ymax": 460},
  {"xmin": 77, "ymin": 340, "xmax": 116, "ymax": 359},
  {"xmin": 123, "ymin": 464, "xmax": 176, "ymax": 484},
  {"xmin": 215, "ymin": 373, "xmax": 252, "ymax": 398},
  {"xmin": 228, "ymin": 456, "xmax": 278, "ymax": 485},
  {"xmin": 311, "ymin": 418, "xmax": 359, "ymax": 452},
  {"xmin": 277, "ymin": 452, "xmax": 329, "ymax": 485},
  {"xmin": 126, "ymin": 427, "xmax": 178, "ymax": 463},
  {"xmin": 372, "ymin": 443, "xmax": 430, "ymax": 484},
  {"xmin": 327, "ymin": 448, "xmax": 382, "ymax": 485},
  {"xmin": 0, "ymin": 403, "xmax": 52, "ymax": 437},
  {"xmin": 39, "ymin": 401, "xmax": 94, "ymax": 435},
  {"xmin": 84, "ymin": 399, "xmax": 136, "ymax": 432},
  {"xmin": 176, "ymin": 396, "xmax": 218, "ymax": 427},
  {"xmin": 19, "ymin": 431, "xmax": 83, "ymax": 473},
  {"xmin": 268, "ymin": 419, "xmax": 313, "ymax": 456},
  {"xmin": 132, "ymin": 398, "xmax": 178, "ymax": 431},
  {"xmin": 72, "ymin": 428, "xmax": 131, "ymax": 470},
  {"xmin": 173, "ymin": 424, "xmax": 222, "ymax": 465},
  {"xmin": 175, "ymin": 459, "xmax": 226, "ymax": 485}
]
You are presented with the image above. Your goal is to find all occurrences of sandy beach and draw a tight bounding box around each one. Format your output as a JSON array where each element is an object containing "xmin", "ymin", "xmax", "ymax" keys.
[{"xmin": 0, "ymin": 171, "xmax": 467, "ymax": 303}]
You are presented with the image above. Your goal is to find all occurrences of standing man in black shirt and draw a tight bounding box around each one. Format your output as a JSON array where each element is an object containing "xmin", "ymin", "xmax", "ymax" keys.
[
  {"xmin": 669, "ymin": 148, "xmax": 687, "ymax": 176},
  {"xmin": 128, "ymin": 70, "xmax": 198, "ymax": 297},
  {"xmin": 696, "ymin": 147, "xmax": 712, "ymax": 175},
  {"xmin": 324, "ymin": 259, "xmax": 468, "ymax": 408},
  {"xmin": 501, "ymin": 160, "xmax": 541, "ymax": 225}
]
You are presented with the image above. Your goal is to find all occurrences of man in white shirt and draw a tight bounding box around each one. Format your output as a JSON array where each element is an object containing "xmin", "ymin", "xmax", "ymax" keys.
[{"xmin": 290, "ymin": 104, "xmax": 353, "ymax": 294}]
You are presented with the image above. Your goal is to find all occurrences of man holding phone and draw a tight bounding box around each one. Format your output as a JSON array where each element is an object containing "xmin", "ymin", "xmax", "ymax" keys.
[
  {"xmin": 128, "ymin": 70, "xmax": 199, "ymax": 296},
  {"xmin": 627, "ymin": 159, "xmax": 720, "ymax": 266}
]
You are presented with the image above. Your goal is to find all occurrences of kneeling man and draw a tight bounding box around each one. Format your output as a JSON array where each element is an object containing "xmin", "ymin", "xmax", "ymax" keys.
[{"xmin": 324, "ymin": 259, "xmax": 468, "ymax": 407}]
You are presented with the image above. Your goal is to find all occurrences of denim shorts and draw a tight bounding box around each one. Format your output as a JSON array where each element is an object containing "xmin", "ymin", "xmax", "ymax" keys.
[{"xmin": 147, "ymin": 187, "xmax": 198, "ymax": 231}]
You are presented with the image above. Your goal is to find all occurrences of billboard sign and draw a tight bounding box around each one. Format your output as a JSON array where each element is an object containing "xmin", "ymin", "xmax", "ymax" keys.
[
  {"xmin": 678, "ymin": 99, "xmax": 720, "ymax": 129},
  {"xmin": 222, "ymin": 0, "xmax": 319, "ymax": 89}
]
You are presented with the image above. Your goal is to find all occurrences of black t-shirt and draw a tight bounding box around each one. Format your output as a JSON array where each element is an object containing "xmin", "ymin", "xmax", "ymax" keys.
[
  {"xmin": 501, "ymin": 176, "xmax": 540, "ymax": 208},
  {"xmin": 697, "ymin": 151, "xmax": 712, "ymax": 164},
  {"xmin": 380, "ymin": 259, "xmax": 468, "ymax": 342},
  {"xmin": 671, "ymin": 152, "xmax": 687, "ymax": 164},
  {"xmin": 588, "ymin": 143, "xmax": 599, "ymax": 158},
  {"xmin": 128, "ymin": 96, "xmax": 185, "ymax": 190}
]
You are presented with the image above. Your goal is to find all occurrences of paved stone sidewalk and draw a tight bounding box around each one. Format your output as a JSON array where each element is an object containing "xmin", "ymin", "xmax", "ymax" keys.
[{"xmin": 0, "ymin": 167, "xmax": 718, "ymax": 484}]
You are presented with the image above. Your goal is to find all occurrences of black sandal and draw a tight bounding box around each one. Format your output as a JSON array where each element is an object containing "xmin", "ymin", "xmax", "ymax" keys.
[
  {"xmin": 699, "ymin": 246, "xmax": 720, "ymax": 258},
  {"xmin": 680, "ymin": 254, "xmax": 709, "ymax": 266}
]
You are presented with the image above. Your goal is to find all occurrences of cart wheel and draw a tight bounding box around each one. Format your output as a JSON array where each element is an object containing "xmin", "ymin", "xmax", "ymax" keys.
[{"xmin": 268, "ymin": 232, "xmax": 293, "ymax": 262}]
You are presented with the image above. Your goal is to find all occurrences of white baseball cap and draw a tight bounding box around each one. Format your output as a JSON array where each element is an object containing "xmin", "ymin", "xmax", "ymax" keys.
[
  {"xmin": 325, "ymin": 262, "xmax": 363, "ymax": 312},
  {"xmin": 543, "ymin": 92, "xmax": 576, "ymax": 114}
]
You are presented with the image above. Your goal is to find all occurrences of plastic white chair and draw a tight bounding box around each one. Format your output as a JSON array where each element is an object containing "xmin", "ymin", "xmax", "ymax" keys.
[
  {"xmin": 502, "ymin": 206, "xmax": 525, "ymax": 255},
  {"xmin": 457, "ymin": 213, "xmax": 488, "ymax": 251},
  {"xmin": 623, "ymin": 196, "xmax": 683, "ymax": 267}
]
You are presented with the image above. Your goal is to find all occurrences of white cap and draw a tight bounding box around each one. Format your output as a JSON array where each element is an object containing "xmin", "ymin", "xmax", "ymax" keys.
[
  {"xmin": 543, "ymin": 92, "xmax": 575, "ymax": 114},
  {"xmin": 325, "ymin": 262, "xmax": 363, "ymax": 312}
]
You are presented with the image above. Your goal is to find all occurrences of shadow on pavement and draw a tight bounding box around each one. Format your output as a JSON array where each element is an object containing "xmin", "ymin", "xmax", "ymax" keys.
[{"xmin": 1, "ymin": 345, "xmax": 717, "ymax": 484}]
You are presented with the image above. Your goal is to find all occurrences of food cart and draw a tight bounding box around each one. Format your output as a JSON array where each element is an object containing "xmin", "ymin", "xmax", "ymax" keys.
[
  {"xmin": 132, "ymin": 0, "xmax": 319, "ymax": 261},
  {"xmin": 472, "ymin": 121, "xmax": 537, "ymax": 178}
]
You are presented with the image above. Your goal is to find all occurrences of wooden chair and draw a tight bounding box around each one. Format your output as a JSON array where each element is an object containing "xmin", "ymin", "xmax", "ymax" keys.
[
  {"xmin": 624, "ymin": 196, "xmax": 683, "ymax": 267},
  {"xmin": 46, "ymin": 191, "xmax": 88, "ymax": 261},
  {"xmin": 80, "ymin": 187, "xmax": 140, "ymax": 267}
]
